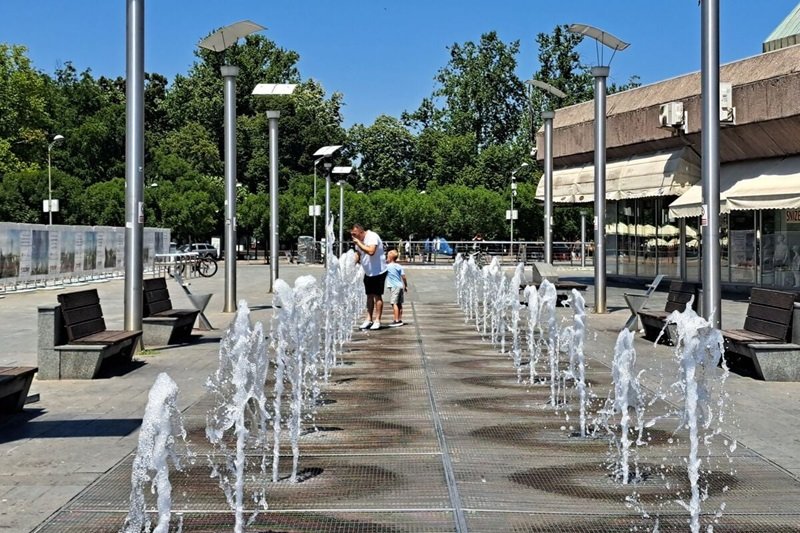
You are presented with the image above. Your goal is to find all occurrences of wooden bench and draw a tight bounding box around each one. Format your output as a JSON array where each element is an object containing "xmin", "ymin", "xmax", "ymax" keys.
[
  {"xmin": 638, "ymin": 280, "xmax": 700, "ymax": 344},
  {"xmin": 142, "ymin": 277, "xmax": 200, "ymax": 346},
  {"xmin": 528, "ymin": 261, "xmax": 587, "ymax": 293},
  {"xmin": 37, "ymin": 289, "xmax": 142, "ymax": 380},
  {"xmin": 0, "ymin": 367, "xmax": 37, "ymax": 412},
  {"xmin": 722, "ymin": 288, "xmax": 800, "ymax": 381}
]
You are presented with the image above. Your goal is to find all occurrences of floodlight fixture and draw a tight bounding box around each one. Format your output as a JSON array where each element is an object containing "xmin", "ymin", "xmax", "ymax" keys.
[
  {"xmin": 526, "ymin": 79, "xmax": 567, "ymax": 99},
  {"xmin": 332, "ymin": 166, "xmax": 353, "ymax": 174},
  {"xmin": 252, "ymin": 83, "xmax": 297, "ymax": 95},
  {"xmin": 314, "ymin": 145, "xmax": 343, "ymax": 157},
  {"xmin": 567, "ymin": 23, "xmax": 629, "ymax": 66},
  {"xmin": 198, "ymin": 20, "xmax": 266, "ymax": 52}
]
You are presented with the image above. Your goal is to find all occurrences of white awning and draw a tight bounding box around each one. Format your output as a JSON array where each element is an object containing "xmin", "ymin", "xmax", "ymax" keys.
[
  {"xmin": 726, "ymin": 155, "xmax": 800, "ymax": 211},
  {"xmin": 537, "ymin": 148, "xmax": 700, "ymax": 204},
  {"xmin": 668, "ymin": 157, "xmax": 793, "ymax": 218}
]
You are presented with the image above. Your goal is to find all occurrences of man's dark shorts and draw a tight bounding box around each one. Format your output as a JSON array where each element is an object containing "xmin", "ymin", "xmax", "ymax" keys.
[{"xmin": 364, "ymin": 271, "xmax": 387, "ymax": 296}]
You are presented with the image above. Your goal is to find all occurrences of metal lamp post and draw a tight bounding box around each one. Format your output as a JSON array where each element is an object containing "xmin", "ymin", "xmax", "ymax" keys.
[
  {"xmin": 313, "ymin": 145, "xmax": 343, "ymax": 259},
  {"xmin": 526, "ymin": 79, "xmax": 566, "ymax": 265},
  {"xmin": 312, "ymin": 157, "xmax": 323, "ymax": 258},
  {"xmin": 331, "ymin": 166, "xmax": 353, "ymax": 256},
  {"xmin": 567, "ymin": 24, "xmax": 629, "ymax": 314},
  {"xmin": 509, "ymin": 163, "xmax": 529, "ymax": 247},
  {"xmin": 199, "ymin": 20, "xmax": 266, "ymax": 312},
  {"xmin": 701, "ymin": 0, "xmax": 722, "ymax": 328},
  {"xmin": 252, "ymin": 83, "xmax": 297, "ymax": 292},
  {"xmin": 337, "ymin": 180, "xmax": 345, "ymax": 256},
  {"xmin": 46, "ymin": 134, "xmax": 64, "ymax": 226},
  {"xmin": 123, "ymin": 0, "xmax": 145, "ymax": 333}
]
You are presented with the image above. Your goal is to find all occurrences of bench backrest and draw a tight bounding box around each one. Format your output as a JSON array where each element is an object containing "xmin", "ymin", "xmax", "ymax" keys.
[
  {"xmin": 531, "ymin": 262, "xmax": 559, "ymax": 284},
  {"xmin": 56, "ymin": 289, "xmax": 106, "ymax": 341},
  {"xmin": 743, "ymin": 288, "xmax": 800, "ymax": 341},
  {"xmin": 664, "ymin": 281, "xmax": 700, "ymax": 314},
  {"xmin": 143, "ymin": 278, "xmax": 173, "ymax": 317}
]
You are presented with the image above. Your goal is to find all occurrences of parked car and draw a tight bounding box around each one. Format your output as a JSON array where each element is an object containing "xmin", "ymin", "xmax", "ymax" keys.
[{"xmin": 178, "ymin": 243, "xmax": 218, "ymax": 259}]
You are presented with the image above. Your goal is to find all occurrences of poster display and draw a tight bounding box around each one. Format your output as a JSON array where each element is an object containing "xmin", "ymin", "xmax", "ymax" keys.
[{"xmin": 0, "ymin": 223, "xmax": 171, "ymax": 287}]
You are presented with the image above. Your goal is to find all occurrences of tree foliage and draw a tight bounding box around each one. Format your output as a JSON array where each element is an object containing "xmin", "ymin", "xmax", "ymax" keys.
[{"xmin": 0, "ymin": 24, "xmax": 636, "ymax": 245}]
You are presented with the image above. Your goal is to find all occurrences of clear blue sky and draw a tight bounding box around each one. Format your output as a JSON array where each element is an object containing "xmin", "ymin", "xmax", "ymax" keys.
[{"xmin": 1, "ymin": 0, "xmax": 797, "ymax": 127}]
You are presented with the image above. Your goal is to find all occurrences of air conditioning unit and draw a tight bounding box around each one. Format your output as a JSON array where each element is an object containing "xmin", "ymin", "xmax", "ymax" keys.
[
  {"xmin": 658, "ymin": 101, "xmax": 685, "ymax": 129},
  {"xmin": 720, "ymin": 82, "xmax": 735, "ymax": 124}
]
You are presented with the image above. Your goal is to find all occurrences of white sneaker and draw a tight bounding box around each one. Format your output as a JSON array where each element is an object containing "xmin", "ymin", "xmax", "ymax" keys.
[
  {"xmin": 369, "ymin": 321, "xmax": 381, "ymax": 330},
  {"xmin": 359, "ymin": 320, "xmax": 372, "ymax": 330}
]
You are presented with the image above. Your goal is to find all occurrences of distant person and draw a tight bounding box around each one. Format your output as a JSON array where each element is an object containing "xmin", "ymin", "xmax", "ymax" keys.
[
  {"xmin": 351, "ymin": 223, "xmax": 387, "ymax": 330},
  {"xmin": 424, "ymin": 237, "xmax": 432, "ymax": 262},
  {"xmin": 404, "ymin": 239, "xmax": 411, "ymax": 262},
  {"xmin": 774, "ymin": 234, "xmax": 789, "ymax": 268},
  {"xmin": 385, "ymin": 249, "xmax": 408, "ymax": 327}
]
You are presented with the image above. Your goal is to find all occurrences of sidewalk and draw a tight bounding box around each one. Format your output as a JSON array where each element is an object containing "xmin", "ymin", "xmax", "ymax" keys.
[{"xmin": 1, "ymin": 263, "xmax": 799, "ymax": 531}]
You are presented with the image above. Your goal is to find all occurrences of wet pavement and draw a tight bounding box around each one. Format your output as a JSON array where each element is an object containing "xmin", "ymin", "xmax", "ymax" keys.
[{"xmin": 1, "ymin": 261, "xmax": 799, "ymax": 531}]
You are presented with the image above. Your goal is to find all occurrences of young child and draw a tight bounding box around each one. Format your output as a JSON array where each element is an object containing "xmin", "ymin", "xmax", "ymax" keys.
[{"xmin": 385, "ymin": 249, "xmax": 408, "ymax": 327}]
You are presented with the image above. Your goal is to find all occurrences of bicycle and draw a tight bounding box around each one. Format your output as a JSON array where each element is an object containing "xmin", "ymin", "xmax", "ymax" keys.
[{"xmin": 172, "ymin": 254, "xmax": 218, "ymax": 278}]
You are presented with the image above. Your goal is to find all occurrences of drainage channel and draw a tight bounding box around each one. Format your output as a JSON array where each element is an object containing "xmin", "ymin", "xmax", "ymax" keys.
[{"xmin": 412, "ymin": 301, "xmax": 468, "ymax": 533}]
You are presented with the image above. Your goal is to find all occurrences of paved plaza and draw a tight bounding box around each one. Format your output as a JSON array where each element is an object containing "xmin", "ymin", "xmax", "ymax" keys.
[{"xmin": 1, "ymin": 262, "xmax": 800, "ymax": 531}]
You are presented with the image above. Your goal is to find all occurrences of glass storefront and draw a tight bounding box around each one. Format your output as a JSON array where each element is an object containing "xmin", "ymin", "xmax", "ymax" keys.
[{"xmin": 606, "ymin": 201, "xmax": 800, "ymax": 289}]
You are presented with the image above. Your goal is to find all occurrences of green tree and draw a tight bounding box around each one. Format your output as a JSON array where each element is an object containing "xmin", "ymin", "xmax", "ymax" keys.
[
  {"xmin": 348, "ymin": 115, "xmax": 415, "ymax": 192},
  {"xmin": 435, "ymin": 31, "xmax": 526, "ymax": 151},
  {"xmin": 0, "ymin": 44, "xmax": 51, "ymax": 173}
]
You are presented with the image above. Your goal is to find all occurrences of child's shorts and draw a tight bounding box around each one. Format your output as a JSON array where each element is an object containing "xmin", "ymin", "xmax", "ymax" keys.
[{"xmin": 389, "ymin": 287, "xmax": 404, "ymax": 305}]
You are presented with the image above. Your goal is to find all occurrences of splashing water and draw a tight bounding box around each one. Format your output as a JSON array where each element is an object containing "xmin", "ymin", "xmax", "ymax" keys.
[
  {"xmin": 271, "ymin": 276, "xmax": 322, "ymax": 483},
  {"xmin": 609, "ymin": 328, "xmax": 646, "ymax": 484},
  {"xmin": 537, "ymin": 280, "xmax": 559, "ymax": 408},
  {"xmin": 667, "ymin": 303, "xmax": 728, "ymax": 533},
  {"xmin": 565, "ymin": 289, "xmax": 589, "ymax": 436},
  {"xmin": 206, "ymin": 302, "xmax": 270, "ymax": 533},
  {"xmin": 509, "ymin": 263, "xmax": 525, "ymax": 375},
  {"xmin": 521, "ymin": 285, "xmax": 540, "ymax": 385},
  {"xmin": 122, "ymin": 373, "xmax": 189, "ymax": 533}
]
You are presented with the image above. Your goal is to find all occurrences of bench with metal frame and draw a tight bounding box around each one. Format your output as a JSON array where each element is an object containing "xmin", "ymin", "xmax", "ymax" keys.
[
  {"xmin": 623, "ymin": 274, "xmax": 665, "ymax": 331},
  {"xmin": 37, "ymin": 289, "xmax": 141, "ymax": 380},
  {"xmin": 722, "ymin": 287, "xmax": 800, "ymax": 381},
  {"xmin": 529, "ymin": 261, "xmax": 587, "ymax": 293},
  {"xmin": 0, "ymin": 367, "xmax": 38, "ymax": 412},
  {"xmin": 637, "ymin": 280, "xmax": 699, "ymax": 344},
  {"xmin": 142, "ymin": 277, "xmax": 200, "ymax": 346}
]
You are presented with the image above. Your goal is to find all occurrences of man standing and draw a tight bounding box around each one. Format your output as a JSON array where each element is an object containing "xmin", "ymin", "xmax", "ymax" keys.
[{"xmin": 351, "ymin": 223, "xmax": 387, "ymax": 330}]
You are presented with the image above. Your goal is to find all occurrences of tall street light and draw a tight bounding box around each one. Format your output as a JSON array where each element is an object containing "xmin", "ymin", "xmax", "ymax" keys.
[
  {"xmin": 568, "ymin": 23, "xmax": 629, "ymax": 314},
  {"xmin": 123, "ymin": 0, "xmax": 145, "ymax": 334},
  {"xmin": 526, "ymin": 79, "xmax": 567, "ymax": 264},
  {"xmin": 252, "ymin": 82, "xmax": 297, "ymax": 293},
  {"xmin": 46, "ymin": 134, "xmax": 64, "ymax": 226},
  {"xmin": 313, "ymin": 145, "xmax": 343, "ymax": 259},
  {"xmin": 312, "ymin": 157, "xmax": 323, "ymax": 258},
  {"xmin": 701, "ymin": 0, "xmax": 722, "ymax": 328},
  {"xmin": 199, "ymin": 20, "xmax": 265, "ymax": 312},
  {"xmin": 509, "ymin": 163, "xmax": 529, "ymax": 246},
  {"xmin": 337, "ymin": 180, "xmax": 345, "ymax": 256},
  {"xmin": 332, "ymin": 166, "xmax": 353, "ymax": 256}
]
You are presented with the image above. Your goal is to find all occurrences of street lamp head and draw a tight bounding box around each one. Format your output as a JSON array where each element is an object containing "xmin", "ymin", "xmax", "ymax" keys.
[
  {"xmin": 48, "ymin": 134, "xmax": 65, "ymax": 151},
  {"xmin": 198, "ymin": 20, "xmax": 266, "ymax": 52},
  {"xmin": 332, "ymin": 166, "xmax": 353, "ymax": 175},
  {"xmin": 252, "ymin": 83, "xmax": 297, "ymax": 96},
  {"xmin": 313, "ymin": 145, "xmax": 342, "ymax": 157},
  {"xmin": 567, "ymin": 23, "xmax": 629, "ymax": 67},
  {"xmin": 526, "ymin": 79, "xmax": 567, "ymax": 99}
]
